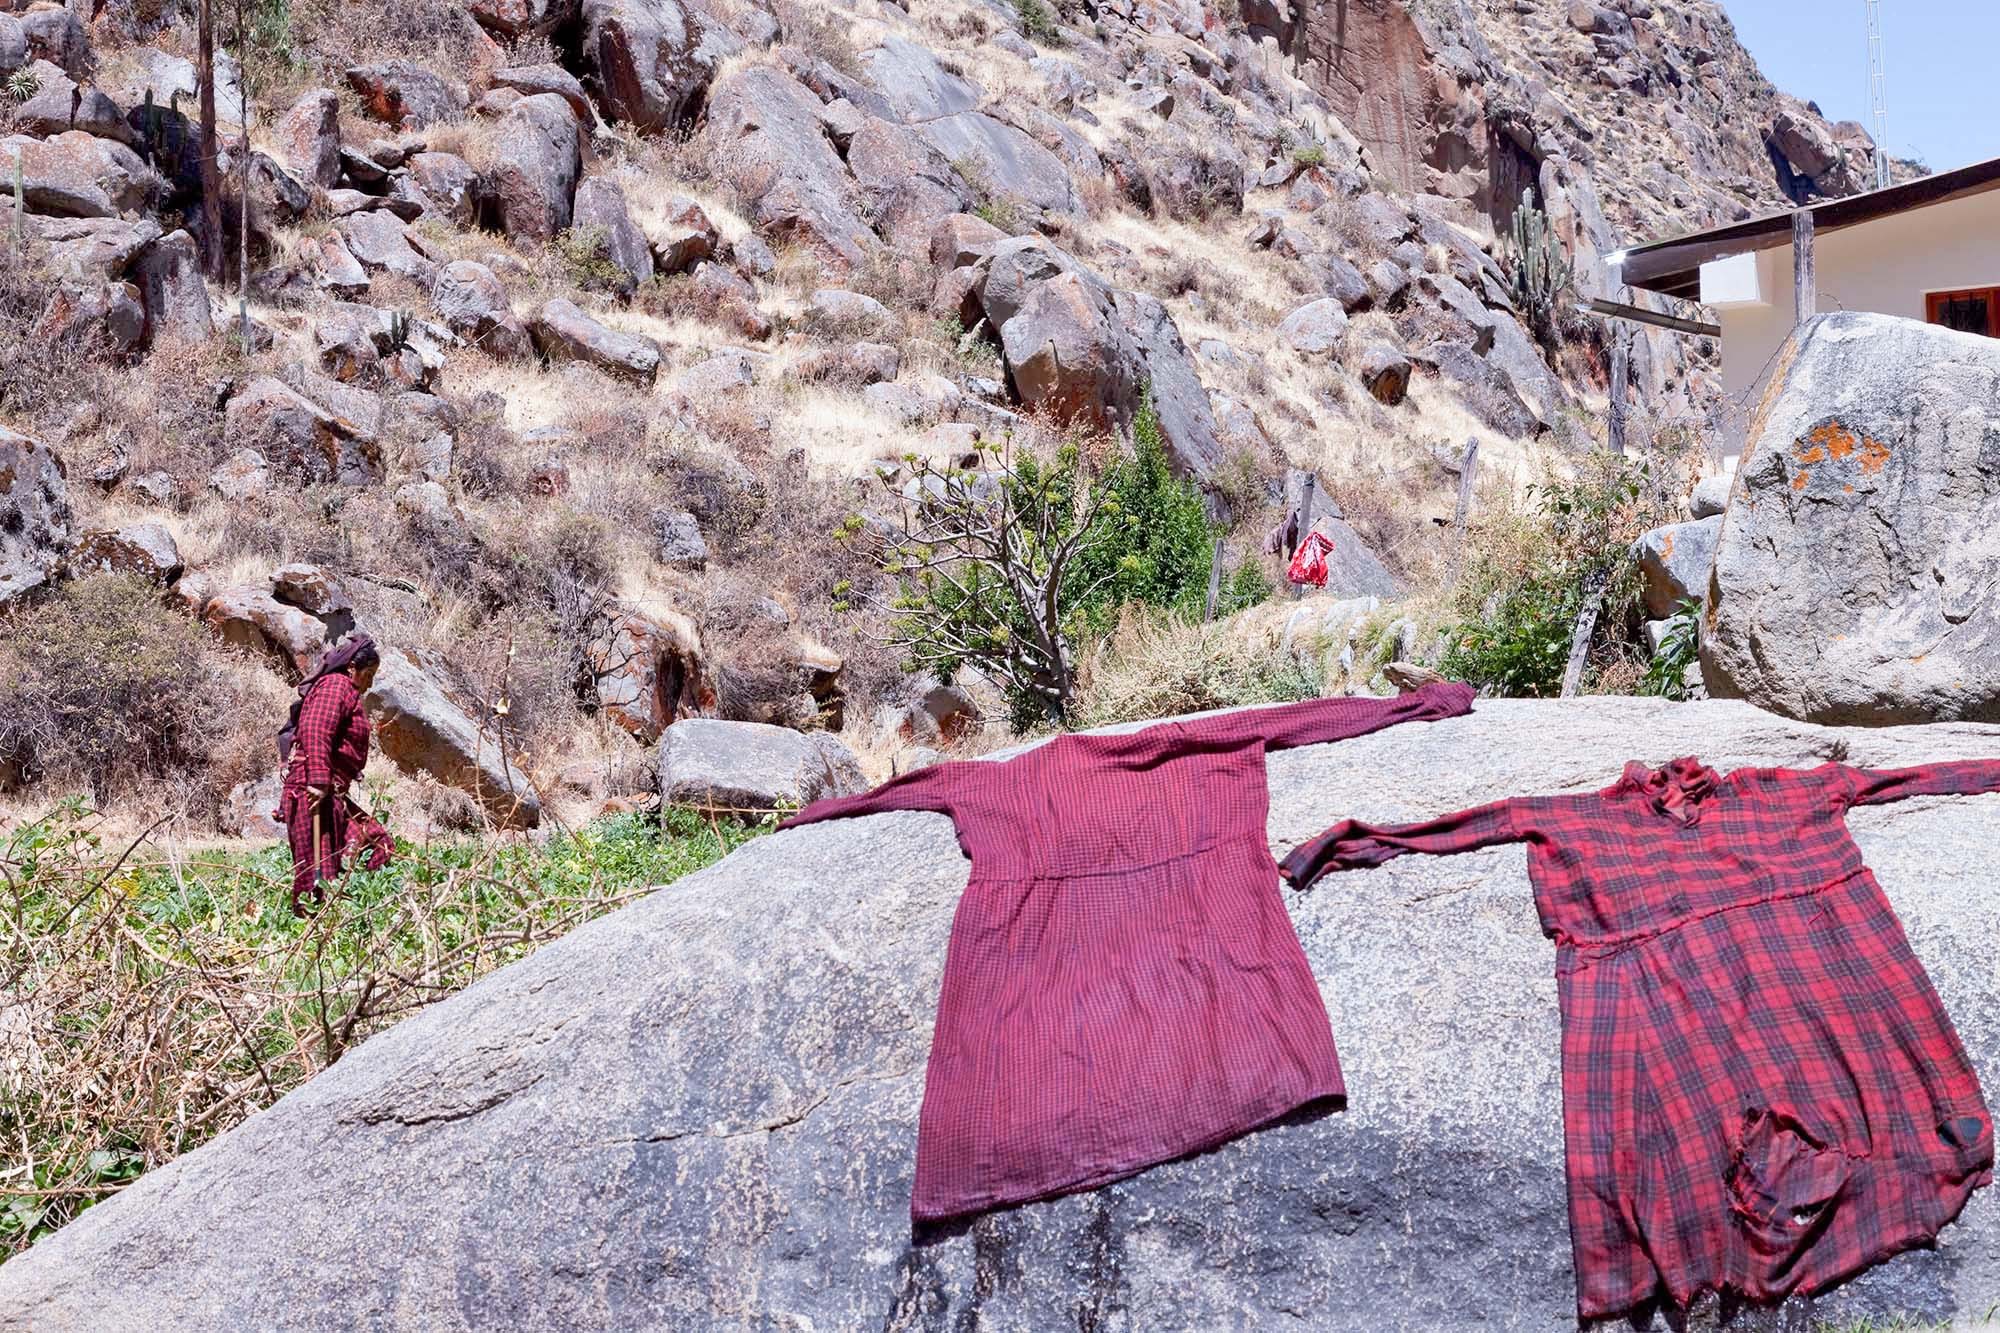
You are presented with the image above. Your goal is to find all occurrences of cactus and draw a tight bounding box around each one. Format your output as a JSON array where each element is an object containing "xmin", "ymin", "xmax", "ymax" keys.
[
  {"xmin": 386, "ymin": 310, "xmax": 413, "ymax": 353},
  {"xmin": 1508, "ymin": 189, "xmax": 1575, "ymax": 348}
]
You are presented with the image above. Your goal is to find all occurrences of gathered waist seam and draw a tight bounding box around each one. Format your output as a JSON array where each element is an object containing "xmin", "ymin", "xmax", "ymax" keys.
[{"xmin": 1556, "ymin": 867, "xmax": 1871, "ymax": 965}]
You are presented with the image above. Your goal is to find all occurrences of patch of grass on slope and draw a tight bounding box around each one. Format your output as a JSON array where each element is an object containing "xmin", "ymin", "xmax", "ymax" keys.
[{"xmin": 0, "ymin": 803, "xmax": 768, "ymax": 1258}]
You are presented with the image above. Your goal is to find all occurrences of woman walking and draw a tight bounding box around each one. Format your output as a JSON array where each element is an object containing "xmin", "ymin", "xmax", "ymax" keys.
[{"xmin": 277, "ymin": 634, "xmax": 392, "ymax": 916}]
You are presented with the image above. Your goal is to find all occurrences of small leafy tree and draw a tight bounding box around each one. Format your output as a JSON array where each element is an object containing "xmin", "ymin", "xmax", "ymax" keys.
[
  {"xmin": 883, "ymin": 436, "xmax": 1120, "ymax": 728},
  {"xmin": 880, "ymin": 396, "xmax": 1228, "ymax": 728}
]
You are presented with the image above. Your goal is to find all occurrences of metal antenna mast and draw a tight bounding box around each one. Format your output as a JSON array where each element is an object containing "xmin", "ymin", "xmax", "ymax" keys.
[{"xmin": 1866, "ymin": 0, "xmax": 1891, "ymax": 188}]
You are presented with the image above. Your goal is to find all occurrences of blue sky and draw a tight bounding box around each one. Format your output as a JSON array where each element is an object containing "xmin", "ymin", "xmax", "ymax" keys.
[{"xmin": 1721, "ymin": 0, "xmax": 2000, "ymax": 172}]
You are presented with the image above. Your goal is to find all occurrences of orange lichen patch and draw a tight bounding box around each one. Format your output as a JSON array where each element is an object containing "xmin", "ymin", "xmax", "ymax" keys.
[
  {"xmin": 1792, "ymin": 471, "xmax": 1810, "ymax": 491},
  {"xmin": 1859, "ymin": 437, "xmax": 1891, "ymax": 474},
  {"xmin": 1843, "ymin": 483, "xmax": 1855, "ymax": 494},
  {"xmin": 1814, "ymin": 421, "xmax": 1859, "ymax": 460},
  {"xmin": 1659, "ymin": 532, "xmax": 1677, "ymax": 558},
  {"xmin": 1793, "ymin": 441, "xmax": 1828, "ymax": 465}
]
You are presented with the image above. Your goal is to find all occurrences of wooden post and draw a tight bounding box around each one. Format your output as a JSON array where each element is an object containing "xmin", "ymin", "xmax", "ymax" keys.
[
  {"xmin": 10, "ymin": 150, "xmax": 21, "ymax": 250},
  {"xmin": 237, "ymin": 35, "xmax": 251, "ymax": 352},
  {"xmin": 1204, "ymin": 539, "xmax": 1224, "ymax": 622},
  {"xmin": 1445, "ymin": 438, "xmax": 1479, "ymax": 586},
  {"xmin": 1792, "ymin": 208, "xmax": 1815, "ymax": 326},
  {"xmin": 1608, "ymin": 328, "xmax": 1629, "ymax": 456},
  {"xmin": 1292, "ymin": 473, "xmax": 1316, "ymax": 600},
  {"xmin": 1560, "ymin": 568, "xmax": 1609, "ymax": 699}
]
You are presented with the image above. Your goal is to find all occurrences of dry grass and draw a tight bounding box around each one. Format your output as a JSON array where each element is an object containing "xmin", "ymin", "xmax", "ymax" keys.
[{"xmin": 0, "ymin": 802, "xmax": 758, "ymax": 1256}]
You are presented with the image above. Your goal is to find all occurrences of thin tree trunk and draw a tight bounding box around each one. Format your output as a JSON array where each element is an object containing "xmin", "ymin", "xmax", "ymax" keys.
[{"xmin": 196, "ymin": 0, "xmax": 223, "ymax": 276}]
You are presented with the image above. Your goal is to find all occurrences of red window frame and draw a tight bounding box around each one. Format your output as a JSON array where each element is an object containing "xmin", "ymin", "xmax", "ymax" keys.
[{"xmin": 1926, "ymin": 288, "xmax": 2000, "ymax": 338}]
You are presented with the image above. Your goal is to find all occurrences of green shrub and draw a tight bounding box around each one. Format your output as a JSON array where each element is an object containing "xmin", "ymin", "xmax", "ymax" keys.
[
  {"xmin": 1013, "ymin": 0, "xmax": 1064, "ymax": 45},
  {"xmin": 1640, "ymin": 598, "xmax": 1702, "ymax": 700},
  {"xmin": 1062, "ymin": 394, "xmax": 1216, "ymax": 634},
  {"xmin": 554, "ymin": 224, "xmax": 626, "ymax": 295},
  {"xmin": 1292, "ymin": 144, "xmax": 1328, "ymax": 169},
  {"xmin": 0, "ymin": 577, "xmax": 246, "ymax": 807},
  {"xmin": 1437, "ymin": 450, "xmax": 1674, "ymax": 697}
]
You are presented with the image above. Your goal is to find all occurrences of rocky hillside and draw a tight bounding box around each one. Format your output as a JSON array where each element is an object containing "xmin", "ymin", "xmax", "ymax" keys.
[
  {"xmin": 4, "ymin": 698, "xmax": 1998, "ymax": 1329},
  {"xmin": 0, "ymin": 0, "xmax": 1905, "ymax": 833}
]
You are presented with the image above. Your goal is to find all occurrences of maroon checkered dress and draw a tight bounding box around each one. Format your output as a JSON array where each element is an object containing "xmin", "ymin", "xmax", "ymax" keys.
[
  {"xmin": 1282, "ymin": 755, "xmax": 2000, "ymax": 1319},
  {"xmin": 278, "ymin": 673, "xmax": 391, "ymax": 907},
  {"xmin": 782, "ymin": 682, "xmax": 1475, "ymax": 1222}
]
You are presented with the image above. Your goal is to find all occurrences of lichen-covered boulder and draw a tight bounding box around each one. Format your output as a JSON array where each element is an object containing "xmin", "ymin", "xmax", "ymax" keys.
[
  {"xmin": 0, "ymin": 428, "xmax": 71, "ymax": 608},
  {"xmin": 1704, "ymin": 313, "xmax": 2000, "ymax": 724}
]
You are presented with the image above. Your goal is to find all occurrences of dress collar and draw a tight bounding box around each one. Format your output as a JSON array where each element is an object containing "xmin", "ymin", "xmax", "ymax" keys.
[{"xmin": 1616, "ymin": 756, "xmax": 1723, "ymax": 826}]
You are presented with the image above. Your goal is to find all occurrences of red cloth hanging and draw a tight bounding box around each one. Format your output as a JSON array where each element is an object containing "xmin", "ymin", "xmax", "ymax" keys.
[{"xmin": 1286, "ymin": 530, "xmax": 1335, "ymax": 587}]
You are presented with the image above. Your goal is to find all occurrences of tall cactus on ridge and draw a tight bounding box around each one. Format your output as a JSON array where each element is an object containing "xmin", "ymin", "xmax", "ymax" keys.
[{"xmin": 1508, "ymin": 188, "xmax": 1576, "ymax": 348}]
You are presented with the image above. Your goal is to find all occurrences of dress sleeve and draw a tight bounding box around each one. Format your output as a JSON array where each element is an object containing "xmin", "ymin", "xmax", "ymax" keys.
[
  {"xmin": 294, "ymin": 677, "xmax": 354, "ymax": 790},
  {"xmin": 1177, "ymin": 681, "xmax": 1476, "ymax": 753},
  {"xmin": 1280, "ymin": 799, "xmax": 1521, "ymax": 889},
  {"xmin": 1833, "ymin": 759, "xmax": 2000, "ymax": 809},
  {"xmin": 779, "ymin": 764, "xmax": 960, "ymax": 830}
]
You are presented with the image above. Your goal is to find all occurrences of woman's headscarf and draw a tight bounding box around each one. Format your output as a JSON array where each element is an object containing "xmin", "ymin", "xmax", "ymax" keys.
[{"xmin": 277, "ymin": 634, "xmax": 381, "ymax": 763}]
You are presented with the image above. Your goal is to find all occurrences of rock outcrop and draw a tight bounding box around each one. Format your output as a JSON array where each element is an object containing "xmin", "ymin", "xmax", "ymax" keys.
[
  {"xmin": 3, "ymin": 699, "xmax": 1999, "ymax": 1329},
  {"xmin": 0, "ymin": 428, "xmax": 72, "ymax": 608},
  {"xmin": 657, "ymin": 717, "xmax": 864, "ymax": 813},
  {"xmin": 363, "ymin": 648, "xmax": 541, "ymax": 829},
  {"xmin": 1704, "ymin": 314, "xmax": 2000, "ymax": 725}
]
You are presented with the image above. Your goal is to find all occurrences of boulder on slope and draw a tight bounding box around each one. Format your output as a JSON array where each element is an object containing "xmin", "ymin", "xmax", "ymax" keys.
[
  {"xmin": 0, "ymin": 428, "xmax": 72, "ymax": 608},
  {"xmin": 363, "ymin": 648, "xmax": 541, "ymax": 829},
  {"xmin": 1704, "ymin": 313, "xmax": 2000, "ymax": 724},
  {"xmin": 2, "ymin": 700, "xmax": 1998, "ymax": 1329}
]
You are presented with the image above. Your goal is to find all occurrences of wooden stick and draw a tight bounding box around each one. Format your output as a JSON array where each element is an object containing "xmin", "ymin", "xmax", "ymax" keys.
[
  {"xmin": 11, "ymin": 150, "xmax": 21, "ymax": 250},
  {"xmin": 1292, "ymin": 473, "xmax": 1316, "ymax": 600},
  {"xmin": 1203, "ymin": 537, "xmax": 1224, "ymax": 622},
  {"xmin": 1792, "ymin": 208, "xmax": 1815, "ymax": 326},
  {"xmin": 1446, "ymin": 438, "xmax": 1479, "ymax": 586},
  {"xmin": 1560, "ymin": 569, "xmax": 1609, "ymax": 699},
  {"xmin": 1608, "ymin": 329, "xmax": 1629, "ymax": 456}
]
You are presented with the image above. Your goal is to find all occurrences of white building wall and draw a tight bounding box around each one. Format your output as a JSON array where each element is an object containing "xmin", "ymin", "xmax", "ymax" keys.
[{"xmin": 1704, "ymin": 186, "xmax": 2000, "ymax": 460}]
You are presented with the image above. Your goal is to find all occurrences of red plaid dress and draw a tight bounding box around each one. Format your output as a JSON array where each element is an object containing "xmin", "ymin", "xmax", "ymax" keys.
[
  {"xmin": 782, "ymin": 681, "xmax": 1475, "ymax": 1222},
  {"xmin": 1282, "ymin": 756, "xmax": 2000, "ymax": 1319}
]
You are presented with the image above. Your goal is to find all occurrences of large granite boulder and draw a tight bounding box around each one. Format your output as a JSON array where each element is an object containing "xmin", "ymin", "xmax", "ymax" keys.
[
  {"xmin": 1705, "ymin": 313, "xmax": 2000, "ymax": 724},
  {"xmin": 202, "ymin": 586, "xmax": 327, "ymax": 678},
  {"xmin": 223, "ymin": 377, "xmax": 379, "ymax": 486},
  {"xmin": 707, "ymin": 64, "xmax": 874, "ymax": 269},
  {"xmin": 579, "ymin": 0, "xmax": 738, "ymax": 131},
  {"xmin": 0, "ymin": 428, "xmax": 71, "ymax": 608},
  {"xmin": 0, "ymin": 131, "xmax": 153, "ymax": 218},
  {"xmin": 658, "ymin": 717, "xmax": 864, "ymax": 813},
  {"xmin": 344, "ymin": 61, "xmax": 467, "ymax": 130},
  {"xmin": 477, "ymin": 93, "xmax": 582, "ymax": 244},
  {"xmin": 570, "ymin": 177, "xmax": 652, "ymax": 295},
  {"xmin": 71, "ymin": 522, "xmax": 181, "ymax": 584},
  {"xmin": 2, "ymin": 699, "xmax": 1998, "ymax": 1329},
  {"xmin": 430, "ymin": 260, "xmax": 531, "ymax": 360},
  {"xmin": 363, "ymin": 648, "xmax": 541, "ymax": 829},
  {"xmin": 1633, "ymin": 515, "xmax": 1720, "ymax": 620},
  {"xmin": 275, "ymin": 88, "xmax": 341, "ymax": 189},
  {"xmin": 968, "ymin": 238, "xmax": 1223, "ymax": 484},
  {"xmin": 530, "ymin": 299, "xmax": 660, "ymax": 384}
]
